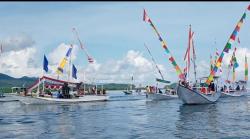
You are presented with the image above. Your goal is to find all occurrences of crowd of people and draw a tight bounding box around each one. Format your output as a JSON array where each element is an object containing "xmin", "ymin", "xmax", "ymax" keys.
[{"xmin": 39, "ymin": 82, "xmax": 107, "ymax": 99}]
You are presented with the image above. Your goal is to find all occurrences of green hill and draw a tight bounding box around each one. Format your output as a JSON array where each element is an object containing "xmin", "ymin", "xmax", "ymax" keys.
[{"xmin": 0, "ymin": 73, "xmax": 135, "ymax": 92}]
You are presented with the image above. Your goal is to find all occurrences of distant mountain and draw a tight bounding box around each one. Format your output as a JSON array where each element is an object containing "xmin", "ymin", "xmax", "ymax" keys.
[
  {"xmin": 0, "ymin": 73, "xmax": 38, "ymax": 88},
  {"xmin": 0, "ymin": 73, "xmax": 136, "ymax": 90}
]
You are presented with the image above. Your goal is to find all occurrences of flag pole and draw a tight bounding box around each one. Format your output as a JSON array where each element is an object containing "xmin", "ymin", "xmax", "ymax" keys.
[{"xmin": 83, "ymin": 70, "xmax": 86, "ymax": 94}]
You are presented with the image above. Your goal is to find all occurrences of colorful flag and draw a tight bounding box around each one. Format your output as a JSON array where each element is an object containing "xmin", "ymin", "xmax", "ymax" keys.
[
  {"xmin": 210, "ymin": 54, "xmax": 214, "ymax": 72},
  {"xmin": 72, "ymin": 64, "xmax": 77, "ymax": 79},
  {"xmin": 43, "ymin": 55, "xmax": 49, "ymax": 73},
  {"xmin": 143, "ymin": 9, "xmax": 184, "ymax": 80},
  {"xmin": 245, "ymin": 55, "xmax": 248, "ymax": 81},
  {"xmin": 205, "ymin": 6, "xmax": 248, "ymax": 86},
  {"xmin": 56, "ymin": 45, "xmax": 73, "ymax": 74},
  {"xmin": 143, "ymin": 9, "xmax": 151, "ymax": 22}
]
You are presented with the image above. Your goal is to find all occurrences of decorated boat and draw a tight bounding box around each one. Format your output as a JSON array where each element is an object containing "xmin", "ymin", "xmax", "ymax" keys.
[
  {"xmin": 221, "ymin": 43, "xmax": 248, "ymax": 97},
  {"xmin": 177, "ymin": 77, "xmax": 221, "ymax": 104},
  {"xmin": 18, "ymin": 29, "xmax": 109, "ymax": 104},
  {"xmin": 143, "ymin": 6, "xmax": 250, "ymax": 104}
]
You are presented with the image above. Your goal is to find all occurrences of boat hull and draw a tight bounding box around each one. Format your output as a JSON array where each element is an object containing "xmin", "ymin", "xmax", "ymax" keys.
[
  {"xmin": 146, "ymin": 93, "xmax": 178, "ymax": 100},
  {"xmin": 17, "ymin": 95, "xmax": 109, "ymax": 105},
  {"xmin": 123, "ymin": 91, "xmax": 133, "ymax": 95},
  {"xmin": 177, "ymin": 84, "xmax": 221, "ymax": 105},
  {"xmin": 221, "ymin": 91, "xmax": 247, "ymax": 97}
]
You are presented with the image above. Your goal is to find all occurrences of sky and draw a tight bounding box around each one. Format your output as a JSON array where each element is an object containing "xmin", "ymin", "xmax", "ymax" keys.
[{"xmin": 0, "ymin": 2, "xmax": 250, "ymax": 86}]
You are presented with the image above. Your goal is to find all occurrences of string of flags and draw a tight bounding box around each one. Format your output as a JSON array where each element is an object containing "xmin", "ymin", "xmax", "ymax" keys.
[
  {"xmin": 143, "ymin": 9, "xmax": 184, "ymax": 80},
  {"xmin": 205, "ymin": 5, "xmax": 250, "ymax": 86}
]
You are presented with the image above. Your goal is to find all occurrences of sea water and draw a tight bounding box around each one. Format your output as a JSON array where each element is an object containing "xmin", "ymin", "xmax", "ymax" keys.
[{"xmin": 0, "ymin": 91, "xmax": 250, "ymax": 139}]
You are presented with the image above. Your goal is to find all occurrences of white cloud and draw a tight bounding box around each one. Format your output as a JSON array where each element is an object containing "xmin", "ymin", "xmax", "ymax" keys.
[
  {"xmin": 48, "ymin": 43, "xmax": 78, "ymax": 65},
  {"xmin": 0, "ymin": 47, "xmax": 40, "ymax": 78},
  {"xmin": 75, "ymin": 50, "xmax": 169, "ymax": 86}
]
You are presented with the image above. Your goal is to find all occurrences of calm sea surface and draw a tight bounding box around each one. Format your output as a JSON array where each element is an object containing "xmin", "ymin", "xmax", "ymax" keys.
[{"xmin": 1, "ymin": 91, "xmax": 250, "ymax": 139}]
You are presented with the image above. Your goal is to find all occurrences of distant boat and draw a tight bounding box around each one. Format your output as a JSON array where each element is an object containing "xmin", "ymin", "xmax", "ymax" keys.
[
  {"xmin": 221, "ymin": 80, "xmax": 247, "ymax": 97},
  {"xmin": 221, "ymin": 47, "xmax": 248, "ymax": 97},
  {"xmin": 146, "ymin": 78, "xmax": 178, "ymax": 101},
  {"xmin": 123, "ymin": 90, "xmax": 133, "ymax": 95},
  {"xmin": 123, "ymin": 76, "xmax": 134, "ymax": 95},
  {"xmin": 144, "ymin": 44, "xmax": 177, "ymax": 100}
]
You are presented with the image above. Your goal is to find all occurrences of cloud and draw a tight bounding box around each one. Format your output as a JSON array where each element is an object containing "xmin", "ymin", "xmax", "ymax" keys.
[
  {"xmin": 1, "ymin": 33, "xmax": 35, "ymax": 52},
  {"xmin": 0, "ymin": 47, "xmax": 40, "ymax": 78},
  {"xmin": 74, "ymin": 50, "xmax": 169, "ymax": 86},
  {"xmin": 48, "ymin": 43, "xmax": 79, "ymax": 65}
]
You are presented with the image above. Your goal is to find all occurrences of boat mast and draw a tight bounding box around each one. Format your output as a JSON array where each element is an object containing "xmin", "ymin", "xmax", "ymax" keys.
[
  {"xmin": 191, "ymin": 30, "xmax": 197, "ymax": 83},
  {"xmin": 144, "ymin": 43, "xmax": 164, "ymax": 80},
  {"xmin": 83, "ymin": 70, "xmax": 86, "ymax": 93},
  {"xmin": 68, "ymin": 44, "xmax": 73, "ymax": 82}
]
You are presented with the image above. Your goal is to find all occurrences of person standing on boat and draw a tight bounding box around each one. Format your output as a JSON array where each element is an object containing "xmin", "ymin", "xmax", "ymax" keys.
[
  {"xmin": 236, "ymin": 85, "xmax": 240, "ymax": 91},
  {"xmin": 242, "ymin": 85, "xmax": 246, "ymax": 91},
  {"xmin": 62, "ymin": 83, "xmax": 70, "ymax": 99},
  {"xmin": 210, "ymin": 81, "xmax": 215, "ymax": 92}
]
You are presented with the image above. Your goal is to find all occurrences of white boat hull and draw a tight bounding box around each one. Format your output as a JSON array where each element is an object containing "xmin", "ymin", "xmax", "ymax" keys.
[
  {"xmin": 221, "ymin": 91, "xmax": 247, "ymax": 97},
  {"xmin": 17, "ymin": 95, "xmax": 109, "ymax": 105},
  {"xmin": 177, "ymin": 84, "xmax": 221, "ymax": 105},
  {"xmin": 146, "ymin": 93, "xmax": 178, "ymax": 100}
]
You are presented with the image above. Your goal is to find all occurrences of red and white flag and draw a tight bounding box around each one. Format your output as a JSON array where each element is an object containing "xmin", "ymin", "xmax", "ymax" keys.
[
  {"xmin": 88, "ymin": 57, "xmax": 94, "ymax": 63},
  {"xmin": 143, "ymin": 9, "xmax": 151, "ymax": 22}
]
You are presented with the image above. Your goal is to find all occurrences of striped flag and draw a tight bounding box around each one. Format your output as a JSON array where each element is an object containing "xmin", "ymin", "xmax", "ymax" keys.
[{"xmin": 56, "ymin": 45, "xmax": 73, "ymax": 74}]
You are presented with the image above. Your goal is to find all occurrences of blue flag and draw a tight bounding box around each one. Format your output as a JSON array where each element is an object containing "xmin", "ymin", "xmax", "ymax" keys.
[
  {"xmin": 72, "ymin": 64, "xmax": 77, "ymax": 79},
  {"xmin": 43, "ymin": 55, "xmax": 48, "ymax": 72}
]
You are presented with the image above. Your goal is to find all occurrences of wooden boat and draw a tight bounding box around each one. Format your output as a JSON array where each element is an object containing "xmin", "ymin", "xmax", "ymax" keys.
[
  {"xmin": 177, "ymin": 83, "xmax": 221, "ymax": 104},
  {"xmin": 18, "ymin": 75, "xmax": 109, "ymax": 104},
  {"xmin": 221, "ymin": 91, "xmax": 246, "ymax": 97},
  {"xmin": 221, "ymin": 80, "xmax": 247, "ymax": 97}
]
